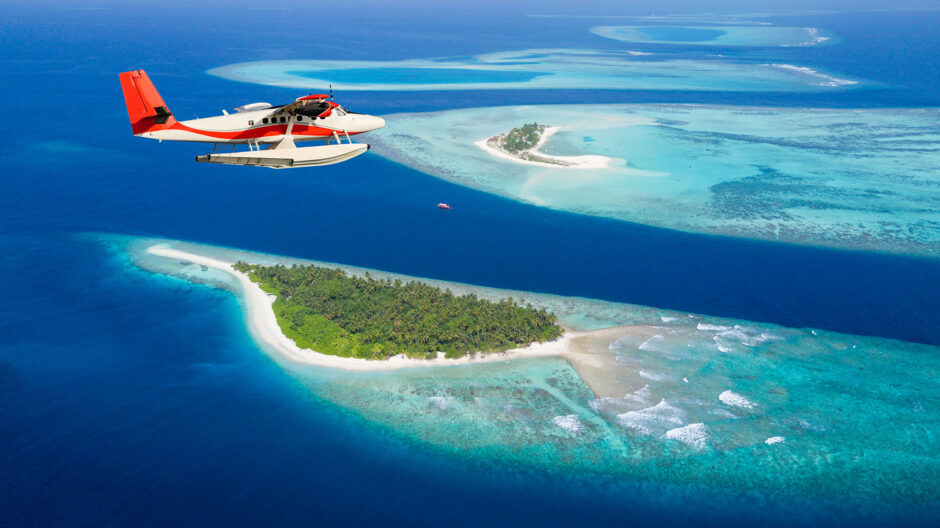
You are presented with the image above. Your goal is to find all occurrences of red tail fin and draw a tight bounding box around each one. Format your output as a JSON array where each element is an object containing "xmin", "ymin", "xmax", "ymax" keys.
[{"xmin": 119, "ymin": 69, "xmax": 175, "ymax": 135}]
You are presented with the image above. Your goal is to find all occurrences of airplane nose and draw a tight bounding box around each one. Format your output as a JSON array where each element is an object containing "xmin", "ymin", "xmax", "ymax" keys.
[{"xmin": 351, "ymin": 115, "xmax": 386, "ymax": 133}]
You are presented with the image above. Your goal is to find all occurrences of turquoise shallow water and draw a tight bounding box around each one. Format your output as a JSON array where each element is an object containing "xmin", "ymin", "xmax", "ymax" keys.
[
  {"xmin": 369, "ymin": 104, "xmax": 940, "ymax": 257},
  {"xmin": 633, "ymin": 27, "xmax": 727, "ymax": 42},
  {"xmin": 124, "ymin": 235, "xmax": 940, "ymax": 516},
  {"xmin": 208, "ymin": 48, "xmax": 862, "ymax": 92},
  {"xmin": 591, "ymin": 25, "xmax": 833, "ymax": 47},
  {"xmin": 319, "ymin": 327, "xmax": 939, "ymax": 512}
]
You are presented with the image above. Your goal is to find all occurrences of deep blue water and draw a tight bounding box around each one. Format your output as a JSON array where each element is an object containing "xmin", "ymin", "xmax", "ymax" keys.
[
  {"xmin": 0, "ymin": 235, "xmax": 660, "ymax": 526},
  {"xmin": 1, "ymin": 2, "xmax": 938, "ymax": 526}
]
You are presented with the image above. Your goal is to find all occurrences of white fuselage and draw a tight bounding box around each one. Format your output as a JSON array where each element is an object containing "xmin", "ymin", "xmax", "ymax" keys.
[{"xmin": 140, "ymin": 107, "xmax": 386, "ymax": 144}]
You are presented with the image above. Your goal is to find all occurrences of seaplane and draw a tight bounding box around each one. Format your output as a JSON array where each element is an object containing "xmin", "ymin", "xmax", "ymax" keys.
[{"xmin": 119, "ymin": 69, "xmax": 385, "ymax": 168}]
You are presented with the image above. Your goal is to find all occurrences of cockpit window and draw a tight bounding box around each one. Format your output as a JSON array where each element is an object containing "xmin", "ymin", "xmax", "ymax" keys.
[{"xmin": 296, "ymin": 101, "xmax": 332, "ymax": 118}]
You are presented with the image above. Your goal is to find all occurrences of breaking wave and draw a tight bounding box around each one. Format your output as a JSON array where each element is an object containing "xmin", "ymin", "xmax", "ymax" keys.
[
  {"xmin": 617, "ymin": 399, "xmax": 686, "ymax": 436},
  {"xmin": 714, "ymin": 337, "xmax": 735, "ymax": 353},
  {"xmin": 589, "ymin": 384, "xmax": 654, "ymax": 413},
  {"xmin": 697, "ymin": 323, "xmax": 731, "ymax": 332},
  {"xmin": 638, "ymin": 334, "xmax": 665, "ymax": 351},
  {"xmin": 771, "ymin": 63, "xmax": 858, "ymax": 87},
  {"xmin": 664, "ymin": 423, "xmax": 709, "ymax": 449},
  {"xmin": 719, "ymin": 390, "xmax": 757, "ymax": 408},
  {"xmin": 699, "ymin": 323, "xmax": 783, "ymax": 347}
]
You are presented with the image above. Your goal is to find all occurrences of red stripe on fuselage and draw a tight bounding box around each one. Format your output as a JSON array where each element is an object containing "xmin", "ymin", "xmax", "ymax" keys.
[{"xmin": 169, "ymin": 122, "xmax": 361, "ymax": 141}]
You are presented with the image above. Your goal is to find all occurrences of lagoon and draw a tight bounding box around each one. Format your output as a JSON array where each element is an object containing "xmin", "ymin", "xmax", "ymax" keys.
[
  {"xmin": 591, "ymin": 25, "xmax": 833, "ymax": 47},
  {"xmin": 370, "ymin": 104, "xmax": 940, "ymax": 257}
]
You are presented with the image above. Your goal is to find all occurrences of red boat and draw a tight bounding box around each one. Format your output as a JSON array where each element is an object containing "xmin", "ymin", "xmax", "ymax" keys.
[{"xmin": 437, "ymin": 203, "xmax": 451, "ymax": 210}]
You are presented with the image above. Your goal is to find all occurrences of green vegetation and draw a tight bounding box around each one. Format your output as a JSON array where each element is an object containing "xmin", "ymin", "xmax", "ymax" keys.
[
  {"xmin": 499, "ymin": 122, "xmax": 545, "ymax": 154},
  {"xmin": 233, "ymin": 262, "xmax": 564, "ymax": 360},
  {"xmin": 491, "ymin": 123, "xmax": 570, "ymax": 166}
]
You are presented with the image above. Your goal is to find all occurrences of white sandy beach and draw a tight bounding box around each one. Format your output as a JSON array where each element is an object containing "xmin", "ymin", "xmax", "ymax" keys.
[
  {"xmin": 475, "ymin": 126, "xmax": 613, "ymax": 169},
  {"xmin": 145, "ymin": 245, "xmax": 601, "ymax": 372}
]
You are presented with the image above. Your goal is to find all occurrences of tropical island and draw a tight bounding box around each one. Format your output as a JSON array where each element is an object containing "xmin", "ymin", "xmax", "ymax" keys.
[
  {"xmin": 145, "ymin": 243, "xmax": 626, "ymax": 391},
  {"xmin": 487, "ymin": 122, "xmax": 571, "ymax": 166},
  {"xmin": 499, "ymin": 122, "xmax": 549, "ymax": 154},
  {"xmin": 475, "ymin": 122, "xmax": 612, "ymax": 169},
  {"xmin": 232, "ymin": 261, "xmax": 564, "ymax": 360}
]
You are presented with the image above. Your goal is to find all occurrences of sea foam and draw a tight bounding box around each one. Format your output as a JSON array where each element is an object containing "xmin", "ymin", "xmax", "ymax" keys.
[
  {"xmin": 638, "ymin": 334, "xmax": 665, "ymax": 351},
  {"xmin": 771, "ymin": 63, "xmax": 858, "ymax": 87},
  {"xmin": 664, "ymin": 423, "xmax": 709, "ymax": 449},
  {"xmin": 617, "ymin": 400, "xmax": 686, "ymax": 436},
  {"xmin": 697, "ymin": 323, "xmax": 731, "ymax": 332},
  {"xmin": 700, "ymin": 323, "xmax": 783, "ymax": 347},
  {"xmin": 719, "ymin": 390, "xmax": 757, "ymax": 408},
  {"xmin": 552, "ymin": 414, "xmax": 583, "ymax": 433},
  {"xmin": 589, "ymin": 384, "xmax": 653, "ymax": 413},
  {"xmin": 714, "ymin": 337, "xmax": 735, "ymax": 353}
]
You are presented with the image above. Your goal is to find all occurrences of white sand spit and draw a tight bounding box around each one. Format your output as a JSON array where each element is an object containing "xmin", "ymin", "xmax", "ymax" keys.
[{"xmin": 475, "ymin": 126, "xmax": 612, "ymax": 169}]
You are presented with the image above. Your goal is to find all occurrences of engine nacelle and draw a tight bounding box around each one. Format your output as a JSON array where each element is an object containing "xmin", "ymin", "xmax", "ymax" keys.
[{"xmin": 234, "ymin": 102, "xmax": 272, "ymax": 112}]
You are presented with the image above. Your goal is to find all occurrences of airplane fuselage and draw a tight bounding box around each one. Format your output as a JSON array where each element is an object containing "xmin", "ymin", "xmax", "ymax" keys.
[{"xmin": 139, "ymin": 108, "xmax": 386, "ymax": 144}]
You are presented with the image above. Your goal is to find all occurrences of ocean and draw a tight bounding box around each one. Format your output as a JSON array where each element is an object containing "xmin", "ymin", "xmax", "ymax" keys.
[{"xmin": 1, "ymin": 1, "xmax": 938, "ymax": 526}]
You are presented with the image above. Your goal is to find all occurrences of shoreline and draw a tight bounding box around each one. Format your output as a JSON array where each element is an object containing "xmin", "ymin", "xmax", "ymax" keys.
[
  {"xmin": 146, "ymin": 245, "xmax": 629, "ymax": 381},
  {"xmin": 475, "ymin": 126, "xmax": 612, "ymax": 169}
]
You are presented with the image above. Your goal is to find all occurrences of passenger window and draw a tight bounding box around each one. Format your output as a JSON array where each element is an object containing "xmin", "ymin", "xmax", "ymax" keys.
[
  {"xmin": 262, "ymin": 118, "xmax": 268, "ymax": 124},
  {"xmin": 297, "ymin": 116, "xmax": 303, "ymax": 122},
  {"xmin": 248, "ymin": 120, "xmax": 254, "ymax": 126},
  {"xmin": 280, "ymin": 117, "xmax": 286, "ymax": 123}
]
